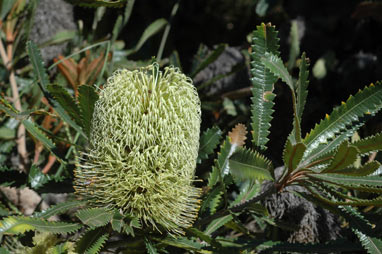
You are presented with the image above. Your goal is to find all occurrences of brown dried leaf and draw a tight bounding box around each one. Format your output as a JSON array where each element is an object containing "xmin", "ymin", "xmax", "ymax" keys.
[{"xmin": 228, "ymin": 123, "xmax": 247, "ymax": 147}]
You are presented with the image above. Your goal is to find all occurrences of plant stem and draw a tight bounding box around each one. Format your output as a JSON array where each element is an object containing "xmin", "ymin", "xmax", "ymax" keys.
[{"xmin": 0, "ymin": 38, "xmax": 28, "ymax": 171}]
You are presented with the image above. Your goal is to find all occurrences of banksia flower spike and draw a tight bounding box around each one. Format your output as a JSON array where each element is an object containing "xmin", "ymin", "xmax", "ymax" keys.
[{"xmin": 74, "ymin": 64, "xmax": 201, "ymax": 235}]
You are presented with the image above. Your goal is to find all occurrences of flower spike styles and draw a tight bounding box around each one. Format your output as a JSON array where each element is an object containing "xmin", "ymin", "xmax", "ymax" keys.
[{"xmin": 74, "ymin": 64, "xmax": 201, "ymax": 235}]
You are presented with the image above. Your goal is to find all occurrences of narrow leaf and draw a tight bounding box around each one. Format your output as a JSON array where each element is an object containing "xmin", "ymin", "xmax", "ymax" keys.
[
  {"xmin": 207, "ymin": 166, "xmax": 220, "ymax": 188},
  {"xmin": 26, "ymin": 41, "xmax": 49, "ymax": 90},
  {"xmin": 200, "ymin": 185, "xmax": 223, "ymax": 215},
  {"xmin": 303, "ymin": 82, "xmax": 382, "ymax": 163},
  {"xmin": 75, "ymin": 208, "xmax": 113, "ymax": 228},
  {"xmin": 22, "ymin": 119, "xmax": 65, "ymax": 165},
  {"xmin": 28, "ymin": 164, "xmax": 52, "ymax": 189},
  {"xmin": 155, "ymin": 237, "xmax": 203, "ymax": 251},
  {"xmin": 261, "ymin": 52, "xmax": 294, "ymax": 91},
  {"xmin": 197, "ymin": 126, "xmax": 222, "ymax": 164},
  {"xmin": 47, "ymin": 84, "xmax": 82, "ymax": 127},
  {"xmin": 322, "ymin": 141, "xmax": 359, "ymax": 172},
  {"xmin": 204, "ymin": 215, "xmax": 233, "ymax": 236},
  {"xmin": 308, "ymin": 173, "xmax": 382, "ymax": 187},
  {"xmin": 354, "ymin": 230, "xmax": 382, "ymax": 254},
  {"xmin": 229, "ymin": 147, "xmax": 273, "ymax": 181},
  {"xmin": 186, "ymin": 227, "xmax": 221, "ymax": 248},
  {"xmin": 216, "ymin": 137, "xmax": 234, "ymax": 176},
  {"xmin": 330, "ymin": 161, "xmax": 381, "ymax": 176},
  {"xmin": 250, "ymin": 23, "xmax": 280, "ymax": 150},
  {"xmin": 144, "ymin": 237, "xmax": 158, "ymax": 254},
  {"xmin": 75, "ymin": 227, "xmax": 107, "ymax": 253},
  {"xmin": 85, "ymin": 234, "xmax": 108, "ymax": 254},
  {"xmin": 296, "ymin": 52, "xmax": 310, "ymax": 121},
  {"xmin": 78, "ymin": 85, "xmax": 99, "ymax": 137},
  {"xmin": 0, "ymin": 216, "xmax": 81, "ymax": 235},
  {"xmin": 190, "ymin": 43, "xmax": 226, "ymax": 78},
  {"xmin": 352, "ymin": 132, "xmax": 382, "ymax": 155},
  {"xmin": 111, "ymin": 210, "xmax": 124, "ymax": 233},
  {"xmin": 26, "ymin": 41, "xmax": 86, "ymax": 138},
  {"xmin": 282, "ymin": 139, "xmax": 306, "ymax": 172},
  {"xmin": 287, "ymin": 20, "xmax": 300, "ymax": 71},
  {"xmin": 35, "ymin": 200, "xmax": 86, "ymax": 219},
  {"xmin": 340, "ymin": 206, "xmax": 375, "ymax": 236},
  {"xmin": 125, "ymin": 19, "xmax": 167, "ymax": 56}
]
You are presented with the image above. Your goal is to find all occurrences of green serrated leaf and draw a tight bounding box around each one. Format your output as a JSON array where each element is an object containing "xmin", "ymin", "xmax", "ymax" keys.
[
  {"xmin": 296, "ymin": 192, "xmax": 375, "ymax": 235},
  {"xmin": 35, "ymin": 200, "xmax": 87, "ymax": 219},
  {"xmin": 307, "ymin": 181, "xmax": 382, "ymax": 207},
  {"xmin": 111, "ymin": 210, "xmax": 124, "ymax": 233},
  {"xmin": 288, "ymin": 20, "xmax": 300, "ymax": 71},
  {"xmin": 185, "ymin": 227, "xmax": 221, "ymax": 248},
  {"xmin": 352, "ymin": 132, "xmax": 382, "ymax": 155},
  {"xmin": 76, "ymin": 208, "xmax": 113, "ymax": 228},
  {"xmin": 0, "ymin": 100, "xmax": 62, "ymax": 163},
  {"xmin": 322, "ymin": 141, "xmax": 359, "ymax": 172},
  {"xmin": 197, "ymin": 126, "xmax": 222, "ymax": 164},
  {"xmin": 85, "ymin": 234, "xmax": 108, "ymax": 254},
  {"xmin": 207, "ymin": 166, "xmax": 220, "ymax": 188},
  {"xmin": 261, "ymin": 52, "xmax": 294, "ymax": 91},
  {"xmin": 250, "ymin": 23, "xmax": 280, "ymax": 150},
  {"xmin": 261, "ymin": 51, "xmax": 302, "ymax": 142},
  {"xmin": 229, "ymin": 147, "xmax": 273, "ymax": 181},
  {"xmin": 216, "ymin": 136, "xmax": 236, "ymax": 176},
  {"xmin": 204, "ymin": 214, "xmax": 233, "ymax": 236},
  {"xmin": 144, "ymin": 237, "xmax": 158, "ymax": 254},
  {"xmin": 75, "ymin": 227, "xmax": 107, "ymax": 253},
  {"xmin": 230, "ymin": 181, "xmax": 261, "ymax": 207},
  {"xmin": 303, "ymin": 82, "xmax": 382, "ymax": 164},
  {"xmin": 354, "ymin": 230, "xmax": 382, "ymax": 254},
  {"xmin": 155, "ymin": 236, "xmax": 204, "ymax": 251},
  {"xmin": 305, "ymin": 182, "xmax": 382, "ymax": 207},
  {"xmin": 283, "ymin": 140, "xmax": 306, "ymax": 172},
  {"xmin": 78, "ymin": 85, "xmax": 99, "ymax": 137},
  {"xmin": 26, "ymin": 41, "xmax": 49, "ymax": 90},
  {"xmin": 0, "ymin": 216, "xmax": 81, "ymax": 235},
  {"xmin": 22, "ymin": 120, "xmax": 65, "ymax": 165},
  {"xmin": 47, "ymin": 84, "xmax": 82, "ymax": 127},
  {"xmin": 296, "ymin": 52, "xmax": 310, "ymax": 121},
  {"xmin": 200, "ymin": 185, "xmax": 223, "ymax": 215},
  {"xmin": 28, "ymin": 164, "xmax": 52, "ymax": 189},
  {"xmin": 308, "ymin": 173, "xmax": 382, "ymax": 187},
  {"xmin": 26, "ymin": 40, "xmax": 86, "ymax": 138},
  {"xmin": 340, "ymin": 206, "xmax": 375, "ymax": 236},
  {"xmin": 330, "ymin": 161, "xmax": 381, "ymax": 176}
]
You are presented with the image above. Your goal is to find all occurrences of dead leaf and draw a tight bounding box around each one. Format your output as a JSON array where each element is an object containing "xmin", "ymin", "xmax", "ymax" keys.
[{"xmin": 228, "ymin": 123, "xmax": 247, "ymax": 147}]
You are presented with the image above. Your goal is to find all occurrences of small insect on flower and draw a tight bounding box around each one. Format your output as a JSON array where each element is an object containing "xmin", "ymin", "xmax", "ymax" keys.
[{"xmin": 74, "ymin": 63, "xmax": 201, "ymax": 235}]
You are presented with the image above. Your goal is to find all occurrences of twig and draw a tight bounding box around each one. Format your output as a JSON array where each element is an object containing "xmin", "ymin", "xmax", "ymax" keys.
[{"xmin": 0, "ymin": 38, "xmax": 28, "ymax": 171}]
